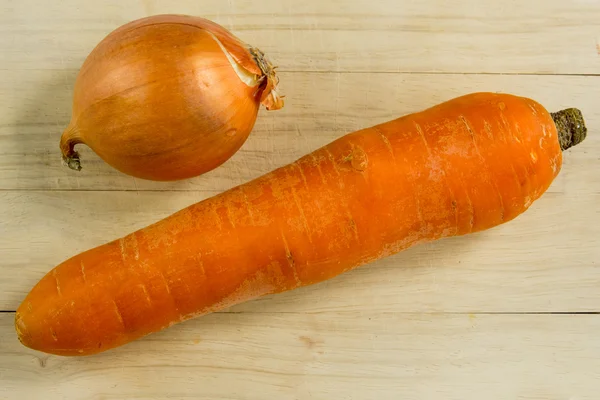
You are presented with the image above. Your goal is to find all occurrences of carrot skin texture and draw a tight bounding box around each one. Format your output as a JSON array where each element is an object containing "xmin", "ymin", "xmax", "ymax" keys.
[{"xmin": 16, "ymin": 92, "xmax": 564, "ymax": 356}]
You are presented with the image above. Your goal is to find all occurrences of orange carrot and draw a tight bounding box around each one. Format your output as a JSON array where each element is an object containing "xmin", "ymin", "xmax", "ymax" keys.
[{"xmin": 15, "ymin": 92, "xmax": 587, "ymax": 356}]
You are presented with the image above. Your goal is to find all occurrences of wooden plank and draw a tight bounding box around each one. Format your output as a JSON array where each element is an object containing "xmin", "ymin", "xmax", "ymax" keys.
[
  {"xmin": 2, "ymin": 190, "xmax": 599, "ymax": 313},
  {"xmin": 2, "ymin": 0, "xmax": 600, "ymax": 74},
  {"xmin": 1, "ymin": 312, "xmax": 599, "ymax": 399},
  {"xmin": 1, "ymin": 71, "xmax": 598, "ymax": 192}
]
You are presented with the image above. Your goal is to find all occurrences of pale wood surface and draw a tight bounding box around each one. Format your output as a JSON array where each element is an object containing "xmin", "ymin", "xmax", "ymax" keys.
[
  {"xmin": 2, "ymin": 0, "xmax": 600, "ymax": 74},
  {"xmin": 2, "ymin": 313, "xmax": 600, "ymax": 400},
  {"xmin": 1, "ymin": 0, "xmax": 600, "ymax": 399}
]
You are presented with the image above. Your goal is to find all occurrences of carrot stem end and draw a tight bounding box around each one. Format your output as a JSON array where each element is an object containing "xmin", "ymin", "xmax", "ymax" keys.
[{"xmin": 551, "ymin": 108, "xmax": 587, "ymax": 151}]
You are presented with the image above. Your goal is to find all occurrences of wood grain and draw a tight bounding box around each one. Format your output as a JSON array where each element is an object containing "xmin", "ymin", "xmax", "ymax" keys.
[
  {"xmin": 2, "ymin": 0, "xmax": 600, "ymax": 74},
  {"xmin": 2, "ymin": 312, "xmax": 599, "ymax": 400},
  {"xmin": 2, "ymin": 190, "xmax": 598, "ymax": 313},
  {"xmin": 1, "ymin": 72, "xmax": 598, "ymax": 192}
]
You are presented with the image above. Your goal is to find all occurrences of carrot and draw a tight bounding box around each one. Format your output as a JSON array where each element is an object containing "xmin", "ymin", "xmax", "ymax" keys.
[{"xmin": 15, "ymin": 92, "xmax": 587, "ymax": 356}]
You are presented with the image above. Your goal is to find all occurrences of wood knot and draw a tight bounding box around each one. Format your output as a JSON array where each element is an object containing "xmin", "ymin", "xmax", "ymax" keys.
[
  {"xmin": 37, "ymin": 356, "xmax": 48, "ymax": 368},
  {"xmin": 299, "ymin": 335, "xmax": 324, "ymax": 349}
]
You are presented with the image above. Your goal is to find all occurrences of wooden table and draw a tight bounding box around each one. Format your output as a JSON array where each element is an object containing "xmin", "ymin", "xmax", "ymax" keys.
[{"xmin": 1, "ymin": 1, "xmax": 599, "ymax": 398}]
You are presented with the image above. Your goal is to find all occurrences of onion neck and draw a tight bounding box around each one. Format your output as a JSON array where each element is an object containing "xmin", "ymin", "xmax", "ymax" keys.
[
  {"xmin": 60, "ymin": 125, "xmax": 83, "ymax": 171},
  {"xmin": 208, "ymin": 32, "xmax": 284, "ymax": 111},
  {"xmin": 249, "ymin": 47, "xmax": 284, "ymax": 111}
]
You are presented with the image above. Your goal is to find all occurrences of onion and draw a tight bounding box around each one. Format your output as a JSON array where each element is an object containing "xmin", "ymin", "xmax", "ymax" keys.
[{"xmin": 59, "ymin": 14, "xmax": 283, "ymax": 181}]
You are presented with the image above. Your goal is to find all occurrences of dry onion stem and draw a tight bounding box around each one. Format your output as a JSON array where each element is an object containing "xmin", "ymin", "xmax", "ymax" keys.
[{"xmin": 59, "ymin": 14, "xmax": 284, "ymax": 181}]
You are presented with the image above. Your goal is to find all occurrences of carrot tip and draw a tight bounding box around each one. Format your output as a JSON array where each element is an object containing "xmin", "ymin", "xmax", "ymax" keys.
[{"xmin": 551, "ymin": 108, "xmax": 587, "ymax": 151}]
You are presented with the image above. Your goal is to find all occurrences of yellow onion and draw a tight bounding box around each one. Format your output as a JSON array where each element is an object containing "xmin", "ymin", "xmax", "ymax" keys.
[{"xmin": 59, "ymin": 14, "xmax": 283, "ymax": 181}]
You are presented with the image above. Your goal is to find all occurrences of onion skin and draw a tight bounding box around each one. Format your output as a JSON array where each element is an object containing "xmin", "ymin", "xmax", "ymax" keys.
[{"xmin": 60, "ymin": 15, "xmax": 283, "ymax": 181}]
